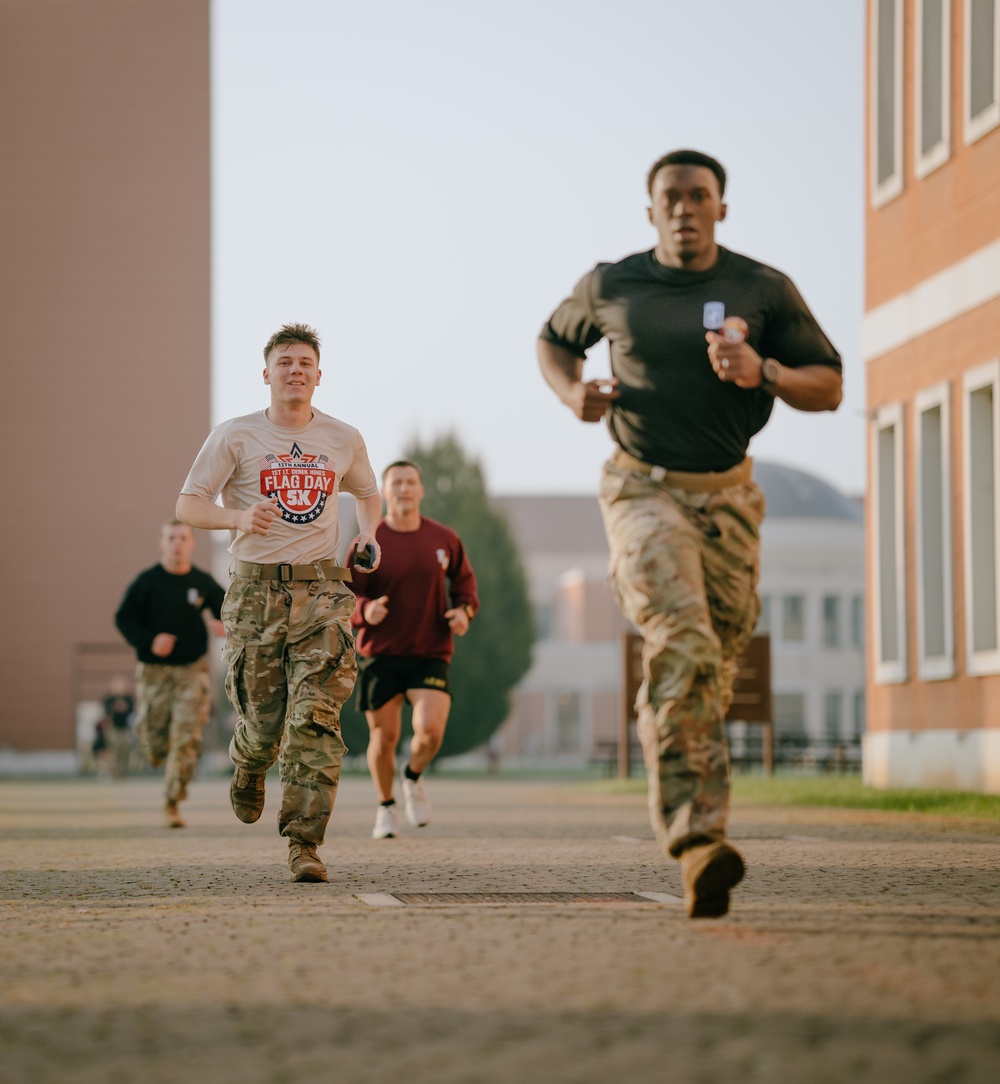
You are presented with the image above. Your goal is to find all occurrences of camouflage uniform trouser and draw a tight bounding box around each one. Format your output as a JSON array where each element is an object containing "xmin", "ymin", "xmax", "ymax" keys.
[
  {"xmin": 221, "ymin": 573, "xmax": 356, "ymax": 846},
  {"xmin": 135, "ymin": 658, "xmax": 211, "ymax": 803},
  {"xmin": 107, "ymin": 726, "xmax": 132, "ymax": 781},
  {"xmin": 599, "ymin": 456, "xmax": 765, "ymax": 858}
]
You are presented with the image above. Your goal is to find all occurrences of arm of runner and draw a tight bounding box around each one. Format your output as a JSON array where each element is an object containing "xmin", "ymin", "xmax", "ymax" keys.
[
  {"xmin": 537, "ymin": 339, "xmax": 619, "ymax": 423},
  {"xmin": 176, "ymin": 493, "xmax": 281, "ymax": 535},
  {"xmin": 353, "ymin": 493, "xmax": 383, "ymax": 570},
  {"xmin": 705, "ymin": 332, "xmax": 842, "ymax": 411}
]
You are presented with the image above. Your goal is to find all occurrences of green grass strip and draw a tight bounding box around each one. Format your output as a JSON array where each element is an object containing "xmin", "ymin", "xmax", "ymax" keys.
[{"xmin": 584, "ymin": 774, "xmax": 1000, "ymax": 821}]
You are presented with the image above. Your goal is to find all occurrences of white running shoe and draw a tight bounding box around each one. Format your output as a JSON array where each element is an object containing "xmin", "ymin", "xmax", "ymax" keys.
[
  {"xmin": 372, "ymin": 804, "xmax": 400, "ymax": 839},
  {"xmin": 400, "ymin": 766, "xmax": 431, "ymax": 827}
]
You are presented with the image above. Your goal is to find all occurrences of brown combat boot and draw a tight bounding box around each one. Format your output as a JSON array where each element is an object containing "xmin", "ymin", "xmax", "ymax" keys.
[
  {"xmin": 164, "ymin": 800, "xmax": 185, "ymax": 829},
  {"xmin": 288, "ymin": 841, "xmax": 327, "ymax": 883},
  {"xmin": 680, "ymin": 840, "xmax": 745, "ymax": 919},
  {"xmin": 229, "ymin": 769, "xmax": 266, "ymax": 823}
]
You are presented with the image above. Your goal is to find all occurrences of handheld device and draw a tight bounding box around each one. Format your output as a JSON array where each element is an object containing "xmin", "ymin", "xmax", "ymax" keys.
[{"xmin": 352, "ymin": 543, "xmax": 375, "ymax": 570}]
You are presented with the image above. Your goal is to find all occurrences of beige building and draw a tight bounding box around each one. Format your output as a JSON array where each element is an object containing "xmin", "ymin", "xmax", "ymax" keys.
[
  {"xmin": 494, "ymin": 465, "xmax": 865, "ymax": 770},
  {"xmin": 864, "ymin": 0, "xmax": 1000, "ymax": 791},
  {"xmin": 0, "ymin": 1, "xmax": 212, "ymax": 766}
]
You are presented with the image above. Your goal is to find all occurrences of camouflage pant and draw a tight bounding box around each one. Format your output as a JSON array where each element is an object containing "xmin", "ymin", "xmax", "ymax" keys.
[
  {"xmin": 221, "ymin": 574, "xmax": 356, "ymax": 846},
  {"xmin": 599, "ymin": 457, "xmax": 765, "ymax": 857},
  {"xmin": 107, "ymin": 726, "xmax": 132, "ymax": 781},
  {"xmin": 135, "ymin": 658, "xmax": 211, "ymax": 803}
]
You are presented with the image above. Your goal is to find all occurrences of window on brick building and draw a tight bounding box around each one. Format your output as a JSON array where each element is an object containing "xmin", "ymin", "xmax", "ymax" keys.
[
  {"xmin": 916, "ymin": 383, "xmax": 955, "ymax": 679},
  {"xmin": 872, "ymin": 0, "xmax": 904, "ymax": 204},
  {"xmin": 963, "ymin": 362, "xmax": 1000, "ymax": 674},
  {"xmin": 965, "ymin": 0, "xmax": 1000, "ymax": 142},
  {"xmin": 873, "ymin": 403, "xmax": 907, "ymax": 683},
  {"xmin": 917, "ymin": 0, "xmax": 951, "ymax": 175}
]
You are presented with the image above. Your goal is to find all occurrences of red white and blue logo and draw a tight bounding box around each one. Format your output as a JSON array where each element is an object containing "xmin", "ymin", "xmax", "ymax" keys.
[{"xmin": 258, "ymin": 443, "xmax": 335, "ymax": 524}]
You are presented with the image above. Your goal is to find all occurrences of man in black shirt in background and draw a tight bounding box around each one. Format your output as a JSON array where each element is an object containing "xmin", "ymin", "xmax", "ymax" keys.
[
  {"xmin": 538, "ymin": 149, "xmax": 842, "ymax": 917},
  {"xmin": 115, "ymin": 520, "xmax": 226, "ymax": 827}
]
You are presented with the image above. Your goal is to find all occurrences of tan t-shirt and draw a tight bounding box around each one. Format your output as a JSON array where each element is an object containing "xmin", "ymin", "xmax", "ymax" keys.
[{"xmin": 180, "ymin": 409, "xmax": 379, "ymax": 563}]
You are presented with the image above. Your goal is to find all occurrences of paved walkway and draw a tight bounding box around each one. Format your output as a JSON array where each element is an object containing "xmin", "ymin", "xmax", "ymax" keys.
[{"xmin": 1, "ymin": 773, "xmax": 998, "ymax": 1083}]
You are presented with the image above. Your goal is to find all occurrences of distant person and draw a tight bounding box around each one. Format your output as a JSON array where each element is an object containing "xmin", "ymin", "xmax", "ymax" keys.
[
  {"xmin": 350, "ymin": 461, "xmax": 478, "ymax": 839},
  {"xmin": 176, "ymin": 322, "xmax": 381, "ymax": 883},
  {"xmin": 115, "ymin": 521, "xmax": 226, "ymax": 827},
  {"xmin": 102, "ymin": 675, "xmax": 135, "ymax": 781},
  {"xmin": 538, "ymin": 149, "xmax": 842, "ymax": 917}
]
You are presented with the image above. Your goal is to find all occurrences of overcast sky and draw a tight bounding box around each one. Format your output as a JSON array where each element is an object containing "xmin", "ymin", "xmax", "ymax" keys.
[{"xmin": 212, "ymin": 0, "xmax": 866, "ymax": 496}]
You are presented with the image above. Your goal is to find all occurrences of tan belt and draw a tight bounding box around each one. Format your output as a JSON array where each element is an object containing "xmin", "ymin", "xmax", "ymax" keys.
[
  {"xmin": 233, "ymin": 559, "xmax": 352, "ymax": 583},
  {"xmin": 611, "ymin": 449, "xmax": 753, "ymax": 492}
]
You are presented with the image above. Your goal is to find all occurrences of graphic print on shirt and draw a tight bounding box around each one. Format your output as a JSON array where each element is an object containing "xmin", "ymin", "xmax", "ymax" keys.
[
  {"xmin": 436, "ymin": 548, "xmax": 449, "ymax": 571},
  {"xmin": 258, "ymin": 442, "xmax": 336, "ymax": 524}
]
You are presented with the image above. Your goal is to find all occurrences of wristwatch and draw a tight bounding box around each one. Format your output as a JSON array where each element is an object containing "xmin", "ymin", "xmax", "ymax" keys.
[
  {"xmin": 463, "ymin": 604, "xmax": 476, "ymax": 621},
  {"xmin": 760, "ymin": 357, "xmax": 781, "ymax": 395}
]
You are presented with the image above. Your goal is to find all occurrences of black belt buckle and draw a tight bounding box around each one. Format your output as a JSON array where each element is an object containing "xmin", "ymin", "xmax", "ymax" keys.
[{"xmin": 278, "ymin": 563, "xmax": 293, "ymax": 582}]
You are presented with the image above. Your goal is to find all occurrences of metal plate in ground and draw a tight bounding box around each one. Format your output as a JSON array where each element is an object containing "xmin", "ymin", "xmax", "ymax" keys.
[{"xmin": 359, "ymin": 890, "xmax": 680, "ymax": 906}]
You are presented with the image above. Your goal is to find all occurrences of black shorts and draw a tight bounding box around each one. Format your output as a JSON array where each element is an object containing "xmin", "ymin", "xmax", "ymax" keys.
[{"xmin": 356, "ymin": 656, "xmax": 451, "ymax": 713}]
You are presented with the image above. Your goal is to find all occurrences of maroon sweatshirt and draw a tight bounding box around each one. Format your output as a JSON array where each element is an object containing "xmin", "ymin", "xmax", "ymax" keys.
[{"xmin": 350, "ymin": 517, "xmax": 479, "ymax": 662}]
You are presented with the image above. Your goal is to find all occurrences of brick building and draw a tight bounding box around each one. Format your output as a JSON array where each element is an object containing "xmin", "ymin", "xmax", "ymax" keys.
[{"xmin": 864, "ymin": 0, "xmax": 1000, "ymax": 789}]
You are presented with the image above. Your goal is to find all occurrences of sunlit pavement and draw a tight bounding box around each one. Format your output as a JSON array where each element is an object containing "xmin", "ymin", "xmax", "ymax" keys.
[{"xmin": 1, "ymin": 774, "xmax": 998, "ymax": 1083}]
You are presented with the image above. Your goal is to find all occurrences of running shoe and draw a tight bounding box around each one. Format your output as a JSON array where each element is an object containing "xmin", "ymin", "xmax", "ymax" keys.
[
  {"xmin": 400, "ymin": 766, "xmax": 431, "ymax": 827},
  {"xmin": 372, "ymin": 804, "xmax": 400, "ymax": 839}
]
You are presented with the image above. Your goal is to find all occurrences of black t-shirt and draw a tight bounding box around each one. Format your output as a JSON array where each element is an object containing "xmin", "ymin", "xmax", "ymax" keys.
[
  {"xmin": 540, "ymin": 247, "xmax": 842, "ymax": 472},
  {"xmin": 115, "ymin": 565, "xmax": 226, "ymax": 666},
  {"xmin": 102, "ymin": 694, "xmax": 134, "ymax": 730}
]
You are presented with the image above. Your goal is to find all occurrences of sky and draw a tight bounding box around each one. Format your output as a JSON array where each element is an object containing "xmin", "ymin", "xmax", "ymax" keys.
[{"xmin": 212, "ymin": 0, "xmax": 866, "ymax": 497}]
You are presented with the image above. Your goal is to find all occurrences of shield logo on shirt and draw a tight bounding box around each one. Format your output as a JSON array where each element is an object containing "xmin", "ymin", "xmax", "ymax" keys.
[
  {"xmin": 703, "ymin": 301, "xmax": 725, "ymax": 330},
  {"xmin": 258, "ymin": 443, "xmax": 335, "ymax": 524}
]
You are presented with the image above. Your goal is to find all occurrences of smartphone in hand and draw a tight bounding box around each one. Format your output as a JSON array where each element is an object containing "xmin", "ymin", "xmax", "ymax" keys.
[{"xmin": 352, "ymin": 543, "xmax": 375, "ymax": 570}]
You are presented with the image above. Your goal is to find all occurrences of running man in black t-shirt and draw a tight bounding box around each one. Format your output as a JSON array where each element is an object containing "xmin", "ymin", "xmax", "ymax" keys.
[
  {"xmin": 115, "ymin": 520, "xmax": 226, "ymax": 828},
  {"xmin": 538, "ymin": 149, "xmax": 842, "ymax": 918}
]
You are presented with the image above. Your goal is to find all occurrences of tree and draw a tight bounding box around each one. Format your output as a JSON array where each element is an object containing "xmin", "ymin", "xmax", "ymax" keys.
[{"xmin": 338, "ymin": 433, "xmax": 535, "ymax": 759}]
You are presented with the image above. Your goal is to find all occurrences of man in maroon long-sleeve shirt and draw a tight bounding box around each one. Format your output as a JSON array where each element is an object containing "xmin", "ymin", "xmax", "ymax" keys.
[{"xmin": 350, "ymin": 461, "xmax": 479, "ymax": 839}]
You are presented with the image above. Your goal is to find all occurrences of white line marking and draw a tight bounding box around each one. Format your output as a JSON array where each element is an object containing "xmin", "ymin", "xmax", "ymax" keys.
[
  {"xmin": 357, "ymin": 893, "xmax": 405, "ymax": 907},
  {"xmin": 635, "ymin": 891, "xmax": 683, "ymax": 905},
  {"xmin": 785, "ymin": 835, "xmax": 826, "ymax": 843}
]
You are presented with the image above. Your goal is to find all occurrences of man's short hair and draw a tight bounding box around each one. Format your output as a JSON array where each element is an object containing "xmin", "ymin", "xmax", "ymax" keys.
[
  {"xmin": 382, "ymin": 459, "xmax": 422, "ymax": 481},
  {"xmin": 161, "ymin": 518, "xmax": 190, "ymax": 532},
  {"xmin": 646, "ymin": 150, "xmax": 727, "ymax": 198},
  {"xmin": 263, "ymin": 323, "xmax": 321, "ymax": 364}
]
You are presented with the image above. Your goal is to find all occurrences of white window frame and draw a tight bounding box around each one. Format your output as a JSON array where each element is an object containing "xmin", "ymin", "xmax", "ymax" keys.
[
  {"xmin": 916, "ymin": 0, "xmax": 952, "ymax": 177},
  {"xmin": 962, "ymin": 360, "xmax": 1000, "ymax": 674},
  {"xmin": 872, "ymin": 0, "xmax": 905, "ymax": 206},
  {"xmin": 915, "ymin": 381, "xmax": 955, "ymax": 679},
  {"xmin": 965, "ymin": 0, "xmax": 1000, "ymax": 143},
  {"xmin": 872, "ymin": 402, "xmax": 908, "ymax": 683}
]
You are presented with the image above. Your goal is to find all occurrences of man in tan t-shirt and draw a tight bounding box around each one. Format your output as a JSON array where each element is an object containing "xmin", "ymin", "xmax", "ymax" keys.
[{"xmin": 177, "ymin": 322, "xmax": 382, "ymax": 883}]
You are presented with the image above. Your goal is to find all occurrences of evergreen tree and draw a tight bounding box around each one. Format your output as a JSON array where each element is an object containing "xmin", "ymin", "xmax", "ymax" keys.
[{"xmin": 338, "ymin": 433, "xmax": 535, "ymax": 759}]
